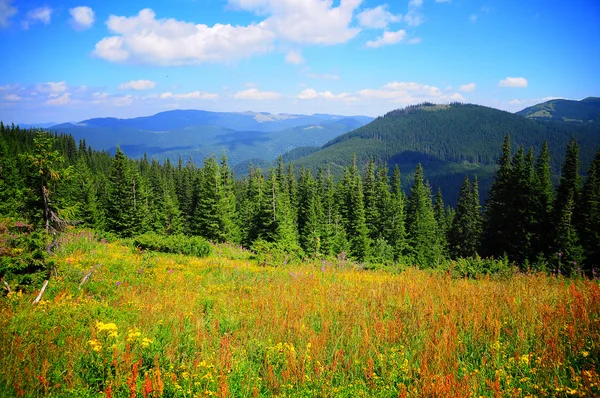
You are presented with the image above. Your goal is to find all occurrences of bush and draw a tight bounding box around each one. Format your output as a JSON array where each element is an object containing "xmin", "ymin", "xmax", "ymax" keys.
[
  {"xmin": 133, "ymin": 233, "xmax": 211, "ymax": 258},
  {"xmin": 251, "ymin": 239, "xmax": 303, "ymax": 266},
  {"xmin": 447, "ymin": 254, "xmax": 514, "ymax": 279},
  {"xmin": 0, "ymin": 218, "xmax": 54, "ymax": 292}
]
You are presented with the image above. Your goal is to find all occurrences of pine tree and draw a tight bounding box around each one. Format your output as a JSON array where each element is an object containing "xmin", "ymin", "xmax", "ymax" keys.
[
  {"xmin": 339, "ymin": 155, "xmax": 370, "ymax": 261},
  {"xmin": 531, "ymin": 141, "xmax": 554, "ymax": 260},
  {"xmin": 297, "ymin": 168, "xmax": 321, "ymax": 256},
  {"xmin": 107, "ymin": 148, "xmax": 136, "ymax": 236},
  {"xmin": 406, "ymin": 164, "xmax": 444, "ymax": 267},
  {"xmin": 72, "ymin": 156, "xmax": 104, "ymax": 229},
  {"xmin": 194, "ymin": 157, "xmax": 223, "ymax": 241},
  {"xmin": 482, "ymin": 133, "xmax": 512, "ymax": 258},
  {"xmin": 448, "ymin": 176, "xmax": 482, "ymax": 259},
  {"xmin": 553, "ymin": 139, "xmax": 584, "ymax": 274},
  {"xmin": 389, "ymin": 165, "xmax": 407, "ymax": 260},
  {"xmin": 576, "ymin": 150, "xmax": 600, "ymax": 272},
  {"xmin": 217, "ymin": 154, "xmax": 240, "ymax": 243},
  {"xmin": 363, "ymin": 157, "xmax": 379, "ymax": 240}
]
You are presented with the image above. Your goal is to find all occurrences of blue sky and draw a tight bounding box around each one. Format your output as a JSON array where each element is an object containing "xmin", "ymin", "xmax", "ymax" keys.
[{"xmin": 0, "ymin": 0, "xmax": 599, "ymax": 123}]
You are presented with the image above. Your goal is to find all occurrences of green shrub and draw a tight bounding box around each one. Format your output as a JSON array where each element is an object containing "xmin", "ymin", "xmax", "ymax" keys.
[
  {"xmin": 133, "ymin": 233, "xmax": 211, "ymax": 257},
  {"xmin": 0, "ymin": 218, "xmax": 54, "ymax": 292},
  {"xmin": 447, "ymin": 254, "xmax": 514, "ymax": 279},
  {"xmin": 250, "ymin": 239, "xmax": 303, "ymax": 266}
]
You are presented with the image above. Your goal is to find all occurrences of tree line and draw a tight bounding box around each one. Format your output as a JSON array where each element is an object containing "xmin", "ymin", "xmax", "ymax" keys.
[{"xmin": 0, "ymin": 122, "xmax": 598, "ymax": 275}]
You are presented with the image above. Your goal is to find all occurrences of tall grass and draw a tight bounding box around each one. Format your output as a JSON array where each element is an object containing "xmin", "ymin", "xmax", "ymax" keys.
[{"xmin": 0, "ymin": 230, "xmax": 598, "ymax": 397}]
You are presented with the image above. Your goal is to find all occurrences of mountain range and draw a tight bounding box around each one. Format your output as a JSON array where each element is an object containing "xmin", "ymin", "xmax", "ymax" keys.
[
  {"xmin": 46, "ymin": 110, "xmax": 373, "ymax": 167},
  {"xmin": 15, "ymin": 97, "xmax": 600, "ymax": 205}
]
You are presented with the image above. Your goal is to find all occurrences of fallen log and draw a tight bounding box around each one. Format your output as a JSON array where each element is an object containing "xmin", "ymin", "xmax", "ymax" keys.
[{"xmin": 32, "ymin": 280, "xmax": 49, "ymax": 305}]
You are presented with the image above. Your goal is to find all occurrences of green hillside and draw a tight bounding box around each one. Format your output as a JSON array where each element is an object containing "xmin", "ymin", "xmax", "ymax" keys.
[
  {"xmin": 290, "ymin": 102, "xmax": 600, "ymax": 204},
  {"xmin": 517, "ymin": 97, "xmax": 600, "ymax": 124}
]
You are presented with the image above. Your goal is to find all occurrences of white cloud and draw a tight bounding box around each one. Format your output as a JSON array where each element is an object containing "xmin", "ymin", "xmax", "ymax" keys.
[
  {"xmin": 0, "ymin": 0, "xmax": 17, "ymax": 27},
  {"xmin": 45, "ymin": 93, "xmax": 71, "ymax": 106},
  {"xmin": 230, "ymin": 0, "xmax": 362, "ymax": 45},
  {"xmin": 459, "ymin": 83, "xmax": 476, "ymax": 92},
  {"xmin": 297, "ymin": 88, "xmax": 353, "ymax": 101},
  {"xmin": 366, "ymin": 29, "xmax": 406, "ymax": 48},
  {"xmin": 405, "ymin": 0, "xmax": 424, "ymax": 27},
  {"xmin": 22, "ymin": 6, "xmax": 52, "ymax": 29},
  {"xmin": 92, "ymin": 92, "xmax": 110, "ymax": 103},
  {"xmin": 508, "ymin": 96, "xmax": 564, "ymax": 106},
  {"xmin": 94, "ymin": 9, "xmax": 275, "ymax": 65},
  {"xmin": 2, "ymin": 93, "xmax": 22, "ymax": 101},
  {"xmin": 118, "ymin": 79, "xmax": 156, "ymax": 91},
  {"xmin": 498, "ymin": 77, "xmax": 528, "ymax": 88},
  {"xmin": 285, "ymin": 50, "xmax": 304, "ymax": 65},
  {"xmin": 470, "ymin": 14, "xmax": 477, "ymax": 23},
  {"xmin": 307, "ymin": 72, "xmax": 340, "ymax": 80},
  {"xmin": 160, "ymin": 91, "xmax": 218, "ymax": 100},
  {"xmin": 114, "ymin": 95, "xmax": 134, "ymax": 107},
  {"xmin": 69, "ymin": 6, "xmax": 95, "ymax": 30},
  {"xmin": 37, "ymin": 81, "xmax": 67, "ymax": 94},
  {"xmin": 233, "ymin": 88, "xmax": 281, "ymax": 100},
  {"xmin": 357, "ymin": 5, "xmax": 401, "ymax": 29},
  {"xmin": 357, "ymin": 81, "xmax": 465, "ymax": 103}
]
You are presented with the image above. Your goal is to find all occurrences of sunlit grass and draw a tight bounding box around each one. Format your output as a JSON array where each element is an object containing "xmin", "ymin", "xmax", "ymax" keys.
[{"xmin": 0, "ymin": 230, "xmax": 598, "ymax": 397}]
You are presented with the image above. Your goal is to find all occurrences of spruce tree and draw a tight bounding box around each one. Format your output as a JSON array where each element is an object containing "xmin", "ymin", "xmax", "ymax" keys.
[
  {"xmin": 217, "ymin": 154, "xmax": 240, "ymax": 243},
  {"xmin": 448, "ymin": 176, "xmax": 482, "ymax": 259},
  {"xmin": 363, "ymin": 157, "xmax": 379, "ymax": 240},
  {"xmin": 531, "ymin": 141, "xmax": 554, "ymax": 261},
  {"xmin": 107, "ymin": 148, "xmax": 136, "ymax": 236},
  {"xmin": 482, "ymin": 134, "xmax": 512, "ymax": 258},
  {"xmin": 389, "ymin": 165, "xmax": 407, "ymax": 260},
  {"xmin": 553, "ymin": 139, "xmax": 584, "ymax": 274},
  {"xmin": 406, "ymin": 164, "xmax": 444, "ymax": 267},
  {"xmin": 576, "ymin": 150, "xmax": 600, "ymax": 271}
]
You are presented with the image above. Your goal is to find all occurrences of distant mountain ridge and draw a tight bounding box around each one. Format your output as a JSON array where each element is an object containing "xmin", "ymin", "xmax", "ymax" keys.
[
  {"xmin": 287, "ymin": 102, "xmax": 600, "ymax": 205},
  {"xmin": 47, "ymin": 109, "xmax": 373, "ymax": 167},
  {"xmin": 517, "ymin": 97, "xmax": 600, "ymax": 124}
]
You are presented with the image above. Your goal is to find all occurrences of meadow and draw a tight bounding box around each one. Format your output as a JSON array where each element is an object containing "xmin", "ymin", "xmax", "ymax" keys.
[{"xmin": 1, "ymin": 230, "xmax": 599, "ymax": 397}]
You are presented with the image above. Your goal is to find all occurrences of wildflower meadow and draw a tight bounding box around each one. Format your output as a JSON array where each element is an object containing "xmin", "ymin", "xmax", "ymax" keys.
[{"xmin": 0, "ymin": 229, "xmax": 599, "ymax": 397}]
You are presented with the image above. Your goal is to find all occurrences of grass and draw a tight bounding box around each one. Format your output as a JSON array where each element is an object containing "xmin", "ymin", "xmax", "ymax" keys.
[{"xmin": 0, "ymin": 229, "xmax": 599, "ymax": 397}]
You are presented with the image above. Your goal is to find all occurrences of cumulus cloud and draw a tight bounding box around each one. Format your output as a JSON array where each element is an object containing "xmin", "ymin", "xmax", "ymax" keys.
[
  {"xmin": 366, "ymin": 29, "xmax": 406, "ymax": 48},
  {"xmin": 2, "ymin": 93, "xmax": 22, "ymax": 101},
  {"xmin": 307, "ymin": 72, "xmax": 340, "ymax": 80},
  {"xmin": 297, "ymin": 88, "xmax": 353, "ymax": 100},
  {"xmin": 230, "ymin": 0, "xmax": 362, "ymax": 45},
  {"xmin": 498, "ymin": 77, "xmax": 528, "ymax": 88},
  {"xmin": 160, "ymin": 91, "xmax": 218, "ymax": 100},
  {"xmin": 405, "ymin": 0, "xmax": 424, "ymax": 27},
  {"xmin": 37, "ymin": 81, "xmax": 67, "ymax": 94},
  {"xmin": 0, "ymin": 0, "xmax": 17, "ymax": 27},
  {"xmin": 233, "ymin": 88, "xmax": 281, "ymax": 100},
  {"xmin": 22, "ymin": 6, "xmax": 52, "ymax": 29},
  {"xmin": 508, "ymin": 96, "xmax": 564, "ymax": 106},
  {"xmin": 93, "ymin": 9, "xmax": 275, "ymax": 65},
  {"xmin": 95, "ymin": 1, "xmax": 363, "ymax": 65},
  {"xmin": 118, "ymin": 79, "xmax": 156, "ymax": 91},
  {"xmin": 357, "ymin": 81, "xmax": 465, "ymax": 103},
  {"xmin": 357, "ymin": 4, "xmax": 401, "ymax": 29},
  {"xmin": 459, "ymin": 83, "xmax": 476, "ymax": 92},
  {"xmin": 69, "ymin": 6, "xmax": 95, "ymax": 30},
  {"xmin": 45, "ymin": 93, "xmax": 71, "ymax": 106},
  {"xmin": 285, "ymin": 50, "xmax": 304, "ymax": 65}
]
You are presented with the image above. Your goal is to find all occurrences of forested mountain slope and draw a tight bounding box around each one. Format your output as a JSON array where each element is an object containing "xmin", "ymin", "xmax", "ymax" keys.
[
  {"xmin": 517, "ymin": 97, "xmax": 600, "ymax": 124},
  {"xmin": 290, "ymin": 102, "xmax": 600, "ymax": 203}
]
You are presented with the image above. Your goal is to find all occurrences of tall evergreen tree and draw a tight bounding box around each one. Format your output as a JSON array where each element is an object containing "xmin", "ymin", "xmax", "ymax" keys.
[
  {"xmin": 448, "ymin": 176, "xmax": 482, "ymax": 259},
  {"xmin": 482, "ymin": 133, "xmax": 513, "ymax": 258},
  {"xmin": 363, "ymin": 157, "xmax": 379, "ymax": 240},
  {"xmin": 553, "ymin": 139, "xmax": 584, "ymax": 274},
  {"xmin": 406, "ymin": 164, "xmax": 444, "ymax": 267},
  {"xmin": 389, "ymin": 165, "xmax": 407, "ymax": 260},
  {"xmin": 531, "ymin": 141, "xmax": 554, "ymax": 260},
  {"xmin": 107, "ymin": 148, "xmax": 136, "ymax": 236},
  {"xmin": 576, "ymin": 150, "xmax": 600, "ymax": 271}
]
